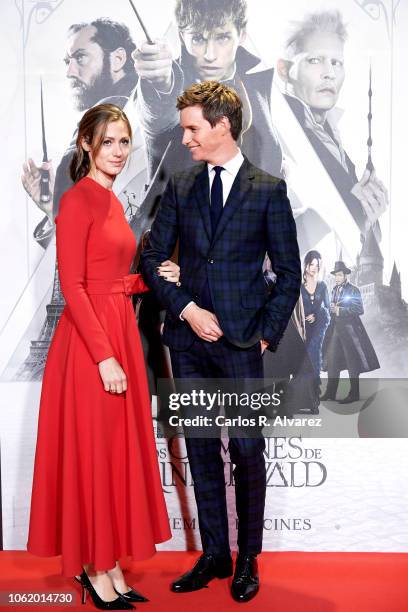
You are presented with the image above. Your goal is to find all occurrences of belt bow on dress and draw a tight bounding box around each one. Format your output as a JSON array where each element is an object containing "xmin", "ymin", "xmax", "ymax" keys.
[{"xmin": 85, "ymin": 274, "xmax": 149, "ymax": 296}]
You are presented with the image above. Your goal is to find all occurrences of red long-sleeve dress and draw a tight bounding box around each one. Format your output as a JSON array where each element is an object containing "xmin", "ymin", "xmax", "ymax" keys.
[{"xmin": 27, "ymin": 176, "xmax": 171, "ymax": 576}]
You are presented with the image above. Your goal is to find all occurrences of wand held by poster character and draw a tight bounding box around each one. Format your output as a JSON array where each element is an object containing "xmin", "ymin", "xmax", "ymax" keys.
[
  {"xmin": 40, "ymin": 78, "xmax": 51, "ymax": 205},
  {"xmin": 350, "ymin": 61, "xmax": 388, "ymax": 230},
  {"xmin": 366, "ymin": 62, "xmax": 374, "ymax": 174},
  {"xmin": 127, "ymin": 0, "xmax": 154, "ymax": 44}
]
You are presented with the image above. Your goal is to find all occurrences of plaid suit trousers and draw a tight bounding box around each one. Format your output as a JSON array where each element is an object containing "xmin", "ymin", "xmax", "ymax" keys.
[{"xmin": 170, "ymin": 336, "xmax": 266, "ymax": 556}]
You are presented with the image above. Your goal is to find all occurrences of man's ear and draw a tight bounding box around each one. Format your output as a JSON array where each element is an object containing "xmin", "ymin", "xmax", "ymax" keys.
[
  {"xmin": 217, "ymin": 116, "xmax": 231, "ymax": 135},
  {"xmin": 110, "ymin": 47, "xmax": 127, "ymax": 74},
  {"xmin": 277, "ymin": 58, "xmax": 290, "ymax": 82}
]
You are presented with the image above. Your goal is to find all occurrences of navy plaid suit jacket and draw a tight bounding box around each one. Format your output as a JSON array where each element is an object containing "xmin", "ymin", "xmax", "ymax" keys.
[{"xmin": 141, "ymin": 157, "xmax": 301, "ymax": 351}]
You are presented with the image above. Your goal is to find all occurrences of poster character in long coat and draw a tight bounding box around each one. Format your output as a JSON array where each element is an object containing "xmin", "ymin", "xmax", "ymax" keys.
[{"xmin": 322, "ymin": 260, "xmax": 380, "ymax": 403}]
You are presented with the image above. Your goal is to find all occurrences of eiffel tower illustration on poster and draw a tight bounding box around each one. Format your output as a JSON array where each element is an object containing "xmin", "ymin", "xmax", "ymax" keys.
[{"xmin": 15, "ymin": 261, "xmax": 65, "ymax": 381}]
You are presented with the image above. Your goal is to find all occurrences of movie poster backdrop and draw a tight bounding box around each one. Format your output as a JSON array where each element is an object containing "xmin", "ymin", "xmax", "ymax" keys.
[{"xmin": 0, "ymin": 0, "xmax": 407, "ymax": 552}]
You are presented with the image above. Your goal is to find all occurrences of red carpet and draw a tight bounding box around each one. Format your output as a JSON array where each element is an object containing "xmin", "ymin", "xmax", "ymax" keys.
[{"xmin": 0, "ymin": 551, "xmax": 407, "ymax": 611}]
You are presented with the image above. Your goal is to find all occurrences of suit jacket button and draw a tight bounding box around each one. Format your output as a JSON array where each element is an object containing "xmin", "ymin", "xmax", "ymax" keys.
[{"xmin": 208, "ymin": 258, "xmax": 214, "ymax": 264}]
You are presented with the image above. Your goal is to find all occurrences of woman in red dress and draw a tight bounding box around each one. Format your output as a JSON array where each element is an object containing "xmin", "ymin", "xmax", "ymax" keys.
[{"xmin": 27, "ymin": 104, "xmax": 176, "ymax": 609}]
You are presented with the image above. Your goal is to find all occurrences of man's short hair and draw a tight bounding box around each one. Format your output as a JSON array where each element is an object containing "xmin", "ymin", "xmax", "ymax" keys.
[
  {"xmin": 177, "ymin": 80, "xmax": 242, "ymax": 141},
  {"xmin": 175, "ymin": 0, "xmax": 247, "ymax": 33},
  {"xmin": 68, "ymin": 18, "xmax": 136, "ymax": 75},
  {"xmin": 284, "ymin": 10, "xmax": 347, "ymax": 58}
]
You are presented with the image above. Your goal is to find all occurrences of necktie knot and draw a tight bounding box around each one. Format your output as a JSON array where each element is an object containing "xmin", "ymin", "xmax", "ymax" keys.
[{"xmin": 213, "ymin": 166, "xmax": 224, "ymax": 176}]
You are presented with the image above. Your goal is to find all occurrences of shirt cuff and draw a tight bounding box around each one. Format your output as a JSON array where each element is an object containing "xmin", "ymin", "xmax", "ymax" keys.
[{"xmin": 180, "ymin": 301, "xmax": 196, "ymax": 321}]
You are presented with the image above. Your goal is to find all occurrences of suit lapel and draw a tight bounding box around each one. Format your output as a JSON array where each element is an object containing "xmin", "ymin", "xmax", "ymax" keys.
[
  {"xmin": 192, "ymin": 163, "xmax": 212, "ymax": 242},
  {"xmin": 211, "ymin": 157, "xmax": 255, "ymax": 245}
]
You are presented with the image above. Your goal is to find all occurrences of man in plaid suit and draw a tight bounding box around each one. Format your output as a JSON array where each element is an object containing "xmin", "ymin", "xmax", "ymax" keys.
[{"xmin": 141, "ymin": 81, "xmax": 300, "ymax": 602}]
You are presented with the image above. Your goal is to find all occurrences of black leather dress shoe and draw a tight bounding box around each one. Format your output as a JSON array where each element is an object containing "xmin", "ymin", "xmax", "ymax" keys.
[
  {"xmin": 171, "ymin": 553, "xmax": 233, "ymax": 592},
  {"xmin": 231, "ymin": 554, "xmax": 259, "ymax": 603}
]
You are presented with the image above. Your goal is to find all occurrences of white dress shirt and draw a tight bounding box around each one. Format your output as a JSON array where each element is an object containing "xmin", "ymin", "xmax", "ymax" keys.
[
  {"xmin": 180, "ymin": 149, "xmax": 244, "ymax": 319},
  {"xmin": 207, "ymin": 149, "xmax": 245, "ymax": 205}
]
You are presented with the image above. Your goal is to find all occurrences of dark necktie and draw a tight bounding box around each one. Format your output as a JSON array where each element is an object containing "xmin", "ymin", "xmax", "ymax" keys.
[
  {"xmin": 334, "ymin": 285, "xmax": 342, "ymax": 303},
  {"xmin": 210, "ymin": 166, "xmax": 224, "ymax": 235}
]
